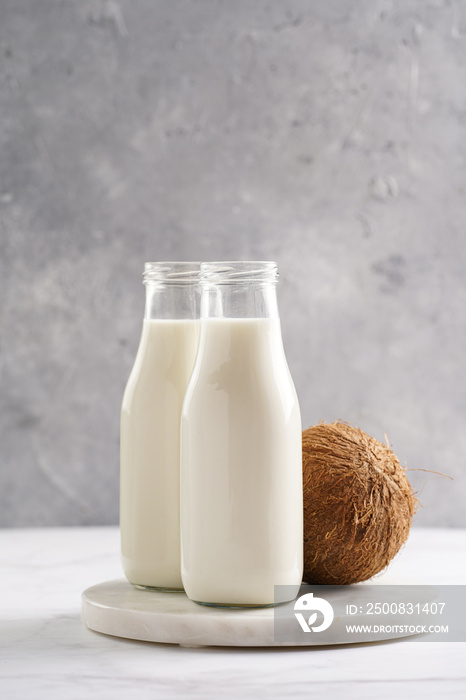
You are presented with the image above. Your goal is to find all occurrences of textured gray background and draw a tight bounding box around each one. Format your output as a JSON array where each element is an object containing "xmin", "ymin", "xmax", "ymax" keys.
[{"xmin": 1, "ymin": 0, "xmax": 465, "ymax": 527}]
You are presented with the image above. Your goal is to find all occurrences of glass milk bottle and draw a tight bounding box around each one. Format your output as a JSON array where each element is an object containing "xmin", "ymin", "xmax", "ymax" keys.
[
  {"xmin": 180, "ymin": 261, "xmax": 303, "ymax": 607},
  {"xmin": 120, "ymin": 262, "xmax": 200, "ymax": 590}
]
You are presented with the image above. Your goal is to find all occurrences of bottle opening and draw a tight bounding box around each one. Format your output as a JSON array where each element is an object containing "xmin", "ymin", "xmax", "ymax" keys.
[
  {"xmin": 200, "ymin": 261, "xmax": 278, "ymax": 285},
  {"xmin": 143, "ymin": 262, "xmax": 201, "ymax": 285}
]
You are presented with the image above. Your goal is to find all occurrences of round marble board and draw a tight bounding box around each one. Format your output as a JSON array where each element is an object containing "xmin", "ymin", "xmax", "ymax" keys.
[{"xmin": 82, "ymin": 579, "xmax": 438, "ymax": 648}]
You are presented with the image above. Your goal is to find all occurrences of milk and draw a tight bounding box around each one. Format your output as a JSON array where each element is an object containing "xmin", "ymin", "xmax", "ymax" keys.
[
  {"xmin": 120, "ymin": 318, "xmax": 200, "ymax": 589},
  {"xmin": 180, "ymin": 317, "xmax": 303, "ymax": 606}
]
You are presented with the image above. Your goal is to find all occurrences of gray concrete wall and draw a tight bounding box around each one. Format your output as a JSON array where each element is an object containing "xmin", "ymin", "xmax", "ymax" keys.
[{"xmin": 1, "ymin": 0, "xmax": 465, "ymax": 527}]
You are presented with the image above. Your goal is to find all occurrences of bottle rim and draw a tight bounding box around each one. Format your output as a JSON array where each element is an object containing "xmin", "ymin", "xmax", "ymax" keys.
[
  {"xmin": 200, "ymin": 261, "xmax": 278, "ymax": 284},
  {"xmin": 143, "ymin": 262, "xmax": 201, "ymax": 285}
]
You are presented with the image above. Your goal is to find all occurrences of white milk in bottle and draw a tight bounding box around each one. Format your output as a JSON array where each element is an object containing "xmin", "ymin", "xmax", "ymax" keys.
[
  {"xmin": 120, "ymin": 262, "xmax": 200, "ymax": 590},
  {"xmin": 180, "ymin": 262, "xmax": 303, "ymax": 606}
]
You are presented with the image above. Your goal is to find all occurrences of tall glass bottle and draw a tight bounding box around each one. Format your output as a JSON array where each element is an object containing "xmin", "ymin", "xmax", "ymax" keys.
[
  {"xmin": 120, "ymin": 262, "xmax": 200, "ymax": 590},
  {"xmin": 180, "ymin": 261, "xmax": 303, "ymax": 607}
]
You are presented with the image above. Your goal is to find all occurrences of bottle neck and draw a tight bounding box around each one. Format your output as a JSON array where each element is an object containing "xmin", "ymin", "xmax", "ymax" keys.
[
  {"xmin": 199, "ymin": 261, "xmax": 279, "ymax": 319},
  {"xmin": 200, "ymin": 283, "xmax": 279, "ymax": 319},
  {"xmin": 143, "ymin": 262, "xmax": 200, "ymax": 320},
  {"xmin": 144, "ymin": 284, "xmax": 200, "ymax": 320}
]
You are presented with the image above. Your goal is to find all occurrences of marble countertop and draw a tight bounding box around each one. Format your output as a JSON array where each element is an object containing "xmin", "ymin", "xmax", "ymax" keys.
[{"xmin": 1, "ymin": 526, "xmax": 465, "ymax": 699}]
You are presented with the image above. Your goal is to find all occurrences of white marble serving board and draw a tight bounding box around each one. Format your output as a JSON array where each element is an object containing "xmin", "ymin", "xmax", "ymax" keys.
[{"xmin": 81, "ymin": 579, "xmax": 438, "ymax": 648}]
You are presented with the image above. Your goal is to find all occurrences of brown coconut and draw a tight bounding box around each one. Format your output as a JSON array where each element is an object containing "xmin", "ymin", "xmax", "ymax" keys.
[{"xmin": 303, "ymin": 421, "xmax": 416, "ymax": 585}]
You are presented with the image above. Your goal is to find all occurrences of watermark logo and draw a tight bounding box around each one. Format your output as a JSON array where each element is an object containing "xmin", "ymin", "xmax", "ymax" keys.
[
  {"xmin": 294, "ymin": 592, "xmax": 334, "ymax": 632},
  {"xmin": 275, "ymin": 585, "xmax": 466, "ymax": 644}
]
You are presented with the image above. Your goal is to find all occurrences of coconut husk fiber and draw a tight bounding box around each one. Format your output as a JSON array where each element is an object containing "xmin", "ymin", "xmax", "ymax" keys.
[{"xmin": 303, "ymin": 421, "xmax": 416, "ymax": 585}]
